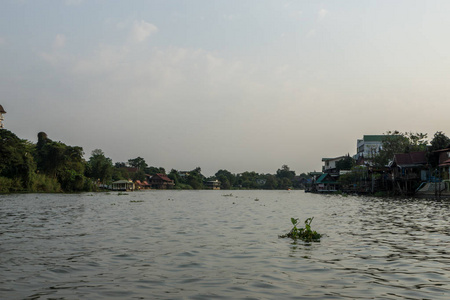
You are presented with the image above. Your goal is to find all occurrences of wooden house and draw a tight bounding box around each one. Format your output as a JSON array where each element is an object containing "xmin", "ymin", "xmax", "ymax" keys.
[
  {"xmin": 389, "ymin": 151, "xmax": 428, "ymax": 195},
  {"xmin": 149, "ymin": 173, "xmax": 174, "ymax": 189},
  {"xmin": 389, "ymin": 151, "xmax": 428, "ymax": 180}
]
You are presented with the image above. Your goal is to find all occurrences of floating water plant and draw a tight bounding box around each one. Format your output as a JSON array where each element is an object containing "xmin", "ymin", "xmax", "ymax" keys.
[{"xmin": 279, "ymin": 217, "xmax": 322, "ymax": 242}]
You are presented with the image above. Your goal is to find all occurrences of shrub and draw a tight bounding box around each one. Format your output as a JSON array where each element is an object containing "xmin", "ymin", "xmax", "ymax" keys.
[{"xmin": 31, "ymin": 174, "xmax": 62, "ymax": 193}]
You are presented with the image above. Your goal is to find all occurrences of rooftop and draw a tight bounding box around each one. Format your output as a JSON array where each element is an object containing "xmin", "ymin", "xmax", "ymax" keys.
[
  {"xmin": 363, "ymin": 135, "xmax": 386, "ymax": 142},
  {"xmin": 322, "ymin": 156, "xmax": 347, "ymax": 162},
  {"xmin": 393, "ymin": 151, "xmax": 427, "ymax": 167}
]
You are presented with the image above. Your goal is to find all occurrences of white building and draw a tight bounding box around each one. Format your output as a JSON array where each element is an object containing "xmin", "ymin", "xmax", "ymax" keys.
[
  {"xmin": 0, "ymin": 105, "xmax": 5, "ymax": 129},
  {"xmin": 356, "ymin": 135, "xmax": 386, "ymax": 159},
  {"xmin": 322, "ymin": 156, "xmax": 347, "ymax": 174}
]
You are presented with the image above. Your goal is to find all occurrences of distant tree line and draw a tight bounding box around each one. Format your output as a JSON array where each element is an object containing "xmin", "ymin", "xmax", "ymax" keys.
[{"xmin": 0, "ymin": 129, "xmax": 311, "ymax": 193}]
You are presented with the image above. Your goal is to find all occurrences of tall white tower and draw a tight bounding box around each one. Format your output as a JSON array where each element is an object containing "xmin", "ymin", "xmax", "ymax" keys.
[{"xmin": 0, "ymin": 105, "xmax": 6, "ymax": 129}]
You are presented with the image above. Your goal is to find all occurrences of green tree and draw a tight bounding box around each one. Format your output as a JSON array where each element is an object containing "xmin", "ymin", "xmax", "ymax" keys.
[
  {"xmin": 373, "ymin": 131, "xmax": 428, "ymax": 167},
  {"xmin": 338, "ymin": 165, "xmax": 369, "ymax": 187},
  {"xmin": 145, "ymin": 166, "xmax": 166, "ymax": 175},
  {"xmin": 186, "ymin": 167, "xmax": 204, "ymax": 189},
  {"xmin": 0, "ymin": 129, "xmax": 36, "ymax": 191},
  {"xmin": 34, "ymin": 132, "xmax": 87, "ymax": 192},
  {"xmin": 278, "ymin": 177, "xmax": 292, "ymax": 189},
  {"xmin": 429, "ymin": 131, "xmax": 450, "ymax": 151},
  {"xmin": 86, "ymin": 149, "xmax": 114, "ymax": 184},
  {"xmin": 112, "ymin": 166, "xmax": 129, "ymax": 181},
  {"xmin": 335, "ymin": 155, "xmax": 355, "ymax": 171},
  {"xmin": 276, "ymin": 165, "xmax": 295, "ymax": 180},
  {"xmin": 131, "ymin": 169, "xmax": 146, "ymax": 182},
  {"xmin": 215, "ymin": 169, "xmax": 236, "ymax": 189},
  {"xmin": 263, "ymin": 174, "xmax": 278, "ymax": 189},
  {"xmin": 128, "ymin": 157, "xmax": 148, "ymax": 170},
  {"xmin": 427, "ymin": 131, "xmax": 450, "ymax": 167},
  {"xmin": 236, "ymin": 171, "xmax": 260, "ymax": 189},
  {"xmin": 115, "ymin": 162, "xmax": 127, "ymax": 168},
  {"xmin": 168, "ymin": 169, "xmax": 180, "ymax": 186}
]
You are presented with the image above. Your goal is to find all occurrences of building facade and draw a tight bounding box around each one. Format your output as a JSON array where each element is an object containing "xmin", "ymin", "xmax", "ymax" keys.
[
  {"xmin": 356, "ymin": 135, "xmax": 386, "ymax": 159},
  {"xmin": 0, "ymin": 105, "xmax": 6, "ymax": 129},
  {"xmin": 322, "ymin": 156, "xmax": 347, "ymax": 175}
]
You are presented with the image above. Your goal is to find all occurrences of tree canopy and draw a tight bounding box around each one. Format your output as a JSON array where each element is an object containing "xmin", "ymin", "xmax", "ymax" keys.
[
  {"xmin": 86, "ymin": 149, "xmax": 114, "ymax": 184},
  {"xmin": 128, "ymin": 157, "xmax": 148, "ymax": 170},
  {"xmin": 0, "ymin": 129, "xmax": 36, "ymax": 190},
  {"xmin": 373, "ymin": 131, "xmax": 428, "ymax": 167},
  {"xmin": 34, "ymin": 132, "xmax": 87, "ymax": 191}
]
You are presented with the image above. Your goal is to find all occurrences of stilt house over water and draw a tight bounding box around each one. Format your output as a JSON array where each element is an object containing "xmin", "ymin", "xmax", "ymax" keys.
[{"xmin": 0, "ymin": 105, "xmax": 6, "ymax": 129}]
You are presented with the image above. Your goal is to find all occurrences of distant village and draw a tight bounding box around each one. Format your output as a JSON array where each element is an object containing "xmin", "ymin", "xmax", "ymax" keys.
[
  {"xmin": 1, "ymin": 104, "xmax": 449, "ymax": 197},
  {"xmin": 311, "ymin": 133, "xmax": 450, "ymax": 198}
]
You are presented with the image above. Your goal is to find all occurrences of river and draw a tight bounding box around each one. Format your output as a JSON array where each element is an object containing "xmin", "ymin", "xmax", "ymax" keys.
[{"xmin": 1, "ymin": 191, "xmax": 449, "ymax": 299}]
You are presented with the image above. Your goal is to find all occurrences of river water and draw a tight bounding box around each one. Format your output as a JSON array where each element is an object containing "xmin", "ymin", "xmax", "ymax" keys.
[{"xmin": 1, "ymin": 191, "xmax": 449, "ymax": 299}]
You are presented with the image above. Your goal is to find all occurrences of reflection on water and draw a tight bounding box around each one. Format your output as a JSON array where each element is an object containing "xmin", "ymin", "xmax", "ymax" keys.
[{"xmin": 1, "ymin": 191, "xmax": 449, "ymax": 299}]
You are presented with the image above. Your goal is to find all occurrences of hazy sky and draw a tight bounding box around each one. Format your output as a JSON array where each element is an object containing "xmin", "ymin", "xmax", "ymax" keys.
[{"xmin": 1, "ymin": 0, "xmax": 450, "ymax": 176}]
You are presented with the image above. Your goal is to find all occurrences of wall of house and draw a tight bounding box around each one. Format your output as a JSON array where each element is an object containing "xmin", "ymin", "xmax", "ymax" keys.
[
  {"xmin": 356, "ymin": 140, "xmax": 383, "ymax": 158},
  {"xmin": 323, "ymin": 159, "xmax": 339, "ymax": 172},
  {"xmin": 439, "ymin": 151, "xmax": 450, "ymax": 164}
]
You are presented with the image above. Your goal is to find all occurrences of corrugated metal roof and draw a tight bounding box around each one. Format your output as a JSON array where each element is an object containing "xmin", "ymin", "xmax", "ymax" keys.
[
  {"xmin": 316, "ymin": 173, "xmax": 337, "ymax": 184},
  {"xmin": 394, "ymin": 151, "xmax": 427, "ymax": 167}
]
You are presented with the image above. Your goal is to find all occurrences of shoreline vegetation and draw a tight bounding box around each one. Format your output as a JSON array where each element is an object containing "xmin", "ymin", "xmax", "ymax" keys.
[
  {"xmin": 0, "ymin": 129, "xmax": 309, "ymax": 194},
  {"xmin": 1, "ymin": 129, "xmax": 450, "ymax": 198}
]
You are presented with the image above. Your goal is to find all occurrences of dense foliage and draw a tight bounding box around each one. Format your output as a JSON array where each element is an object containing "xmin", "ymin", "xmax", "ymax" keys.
[
  {"xmin": 0, "ymin": 130, "xmax": 89, "ymax": 193},
  {"xmin": 373, "ymin": 131, "xmax": 428, "ymax": 167},
  {"xmin": 86, "ymin": 149, "xmax": 114, "ymax": 184},
  {"xmin": 8, "ymin": 127, "xmax": 449, "ymax": 193}
]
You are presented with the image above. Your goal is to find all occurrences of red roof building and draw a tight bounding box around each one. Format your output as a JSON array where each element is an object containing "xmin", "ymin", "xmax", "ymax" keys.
[{"xmin": 149, "ymin": 173, "xmax": 174, "ymax": 189}]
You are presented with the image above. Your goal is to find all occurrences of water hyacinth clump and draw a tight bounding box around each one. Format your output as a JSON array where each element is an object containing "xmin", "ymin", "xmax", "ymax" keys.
[{"xmin": 279, "ymin": 217, "xmax": 322, "ymax": 242}]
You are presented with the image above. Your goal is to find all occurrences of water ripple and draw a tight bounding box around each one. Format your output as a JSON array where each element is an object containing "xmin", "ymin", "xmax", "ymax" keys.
[{"xmin": 1, "ymin": 192, "xmax": 450, "ymax": 299}]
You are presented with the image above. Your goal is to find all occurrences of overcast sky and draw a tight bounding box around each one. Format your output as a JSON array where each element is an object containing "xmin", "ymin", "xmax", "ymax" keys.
[{"xmin": 1, "ymin": 0, "xmax": 450, "ymax": 176}]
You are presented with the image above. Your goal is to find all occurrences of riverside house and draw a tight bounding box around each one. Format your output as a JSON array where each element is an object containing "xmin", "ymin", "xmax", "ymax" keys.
[
  {"xmin": 149, "ymin": 173, "xmax": 174, "ymax": 189},
  {"xmin": 111, "ymin": 180, "xmax": 135, "ymax": 191},
  {"xmin": 314, "ymin": 173, "xmax": 339, "ymax": 192},
  {"xmin": 435, "ymin": 148, "xmax": 450, "ymax": 181},
  {"xmin": 389, "ymin": 151, "xmax": 428, "ymax": 179},
  {"xmin": 205, "ymin": 180, "xmax": 221, "ymax": 190},
  {"xmin": 322, "ymin": 156, "xmax": 347, "ymax": 176}
]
